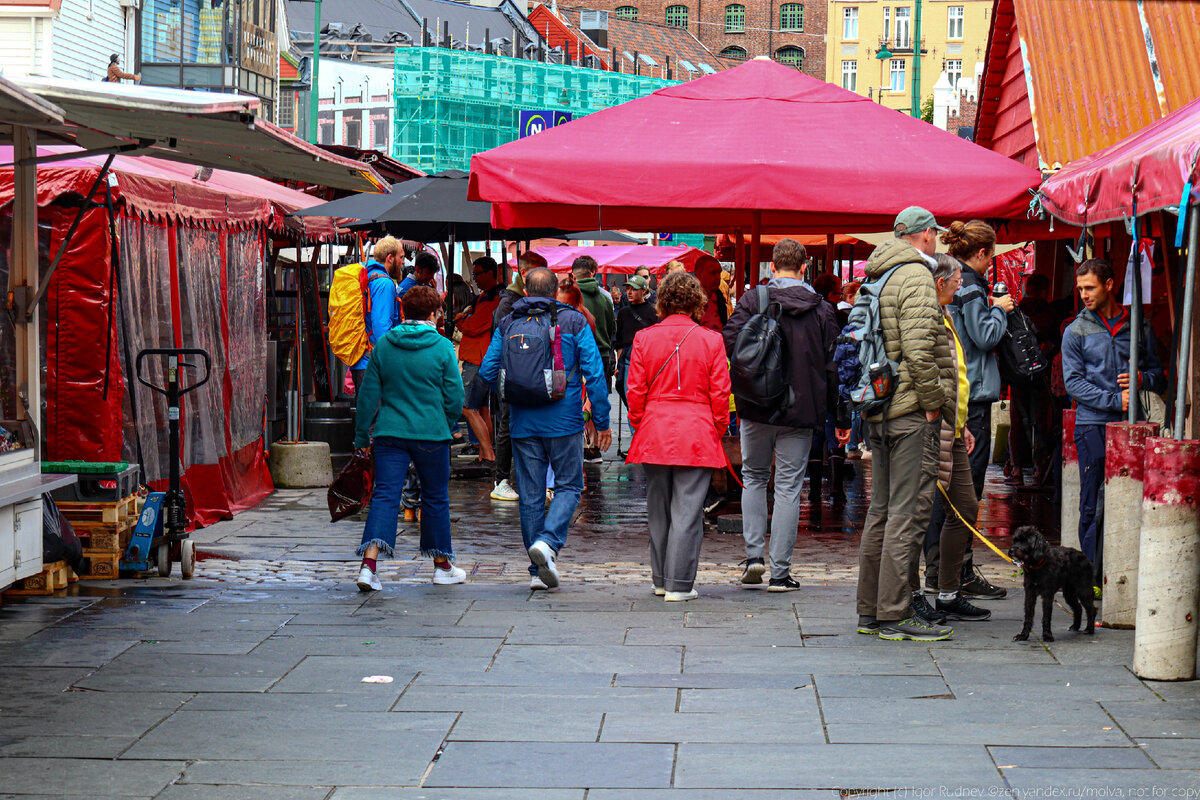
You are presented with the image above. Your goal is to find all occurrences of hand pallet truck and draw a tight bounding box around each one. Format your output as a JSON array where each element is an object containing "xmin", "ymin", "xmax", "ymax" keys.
[{"xmin": 122, "ymin": 348, "xmax": 211, "ymax": 579}]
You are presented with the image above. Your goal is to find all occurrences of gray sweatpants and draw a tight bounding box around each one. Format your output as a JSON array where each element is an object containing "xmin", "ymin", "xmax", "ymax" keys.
[
  {"xmin": 645, "ymin": 465, "xmax": 711, "ymax": 593},
  {"xmin": 856, "ymin": 410, "xmax": 940, "ymax": 622},
  {"xmin": 739, "ymin": 419, "xmax": 813, "ymax": 580}
]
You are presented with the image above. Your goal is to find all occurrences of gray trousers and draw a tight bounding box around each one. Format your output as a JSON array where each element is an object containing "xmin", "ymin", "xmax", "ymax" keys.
[
  {"xmin": 739, "ymin": 419, "xmax": 813, "ymax": 580},
  {"xmin": 911, "ymin": 437, "xmax": 975, "ymax": 594},
  {"xmin": 645, "ymin": 464, "xmax": 710, "ymax": 592},
  {"xmin": 856, "ymin": 411, "xmax": 940, "ymax": 622}
]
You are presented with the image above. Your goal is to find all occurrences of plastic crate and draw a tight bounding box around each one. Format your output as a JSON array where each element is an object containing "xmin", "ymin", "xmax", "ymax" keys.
[{"xmin": 44, "ymin": 462, "xmax": 141, "ymax": 503}]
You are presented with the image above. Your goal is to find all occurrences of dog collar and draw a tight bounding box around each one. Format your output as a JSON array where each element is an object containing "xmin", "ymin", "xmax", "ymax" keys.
[{"xmin": 1028, "ymin": 557, "xmax": 1047, "ymax": 570}]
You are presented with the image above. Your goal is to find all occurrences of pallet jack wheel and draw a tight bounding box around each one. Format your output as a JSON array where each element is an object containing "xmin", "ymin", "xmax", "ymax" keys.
[
  {"xmin": 157, "ymin": 543, "xmax": 172, "ymax": 577},
  {"xmin": 180, "ymin": 539, "xmax": 196, "ymax": 579}
]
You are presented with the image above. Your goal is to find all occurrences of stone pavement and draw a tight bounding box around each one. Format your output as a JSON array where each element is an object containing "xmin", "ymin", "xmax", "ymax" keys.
[{"xmin": 2, "ymin": 439, "xmax": 1199, "ymax": 797}]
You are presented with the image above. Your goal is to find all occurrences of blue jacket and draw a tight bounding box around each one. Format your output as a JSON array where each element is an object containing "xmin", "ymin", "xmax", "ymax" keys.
[
  {"xmin": 480, "ymin": 297, "xmax": 611, "ymax": 439},
  {"xmin": 947, "ymin": 263, "xmax": 1005, "ymax": 403},
  {"xmin": 353, "ymin": 261, "xmax": 399, "ymax": 370},
  {"xmin": 1062, "ymin": 306, "xmax": 1165, "ymax": 426}
]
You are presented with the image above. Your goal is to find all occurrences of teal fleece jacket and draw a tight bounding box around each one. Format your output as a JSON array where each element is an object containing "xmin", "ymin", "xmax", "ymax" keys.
[{"xmin": 353, "ymin": 323, "xmax": 465, "ymax": 448}]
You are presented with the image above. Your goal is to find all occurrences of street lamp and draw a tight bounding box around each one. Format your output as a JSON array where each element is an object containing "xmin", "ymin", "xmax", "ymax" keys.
[{"xmin": 875, "ymin": 45, "xmax": 892, "ymax": 103}]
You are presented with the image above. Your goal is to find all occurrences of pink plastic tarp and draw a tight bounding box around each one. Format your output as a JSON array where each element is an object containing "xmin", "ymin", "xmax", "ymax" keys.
[
  {"xmin": 512, "ymin": 244, "xmax": 707, "ymax": 274},
  {"xmin": 1039, "ymin": 95, "xmax": 1200, "ymax": 226}
]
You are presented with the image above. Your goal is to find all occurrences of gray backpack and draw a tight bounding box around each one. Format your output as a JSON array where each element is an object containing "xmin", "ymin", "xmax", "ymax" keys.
[{"xmin": 840, "ymin": 266, "xmax": 902, "ymax": 415}]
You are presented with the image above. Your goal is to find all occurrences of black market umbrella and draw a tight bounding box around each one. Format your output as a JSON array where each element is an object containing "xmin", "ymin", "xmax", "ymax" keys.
[{"xmin": 549, "ymin": 230, "xmax": 641, "ymax": 243}]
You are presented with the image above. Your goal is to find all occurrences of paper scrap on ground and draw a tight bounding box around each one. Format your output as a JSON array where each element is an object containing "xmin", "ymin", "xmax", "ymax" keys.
[{"xmin": 361, "ymin": 675, "xmax": 394, "ymax": 684}]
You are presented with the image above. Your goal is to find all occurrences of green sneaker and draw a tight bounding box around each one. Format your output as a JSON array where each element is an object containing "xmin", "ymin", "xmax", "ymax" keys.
[{"xmin": 878, "ymin": 617, "xmax": 954, "ymax": 641}]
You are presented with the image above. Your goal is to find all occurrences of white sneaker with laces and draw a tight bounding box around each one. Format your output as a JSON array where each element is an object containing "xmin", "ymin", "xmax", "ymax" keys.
[
  {"xmin": 529, "ymin": 575, "xmax": 549, "ymax": 590},
  {"xmin": 652, "ymin": 585, "xmax": 665, "ymax": 596},
  {"xmin": 490, "ymin": 479, "xmax": 519, "ymax": 501},
  {"xmin": 527, "ymin": 540, "xmax": 559, "ymax": 589},
  {"xmin": 664, "ymin": 589, "xmax": 699, "ymax": 602},
  {"xmin": 432, "ymin": 564, "xmax": 466, "ymax": 585},
  {"xmin": 356, "ymin": 566, "xmax": 382, "ymax": 592}
]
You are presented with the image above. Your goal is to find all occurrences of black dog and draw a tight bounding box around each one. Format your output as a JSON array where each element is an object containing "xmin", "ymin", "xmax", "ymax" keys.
[{"xmin": 1007, "ymin": 525, "xmax": 1096, "ymax": 642}]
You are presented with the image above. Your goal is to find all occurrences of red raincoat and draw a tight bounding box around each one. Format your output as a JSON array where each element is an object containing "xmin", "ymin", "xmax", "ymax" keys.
[{"xmin": 625, "ymin": 314, "xmax": 731, "ymax": 468}]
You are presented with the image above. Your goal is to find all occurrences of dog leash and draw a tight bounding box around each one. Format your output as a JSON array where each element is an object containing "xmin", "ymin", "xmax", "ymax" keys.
[{"xmin": 937, "ymin": 483, "xmax": 1014, "ymax": 565}]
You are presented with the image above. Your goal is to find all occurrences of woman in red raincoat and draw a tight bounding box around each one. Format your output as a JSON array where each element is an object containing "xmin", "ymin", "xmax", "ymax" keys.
[{"xmin": 625, "ymin": 272, "xmax": 731, "ymax": 601}]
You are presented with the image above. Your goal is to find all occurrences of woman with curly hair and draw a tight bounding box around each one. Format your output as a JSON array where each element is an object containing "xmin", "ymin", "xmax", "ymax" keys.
[{"xmin": 625, "ymin": 272, "xmax": 731, "ymax": 601}]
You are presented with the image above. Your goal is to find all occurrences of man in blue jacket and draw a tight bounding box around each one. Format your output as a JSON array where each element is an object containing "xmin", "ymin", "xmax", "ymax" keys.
[
  {"xmin": 480, "ymin": 267, "xmax": 612, "ymax": 590},
  {"xmin": 1062, "ymin": 259, "xmax": 1165, "ymax": 580},
  {"xmin": 350, "ymin": 236, "xmax": 402, "ymax": 391}
]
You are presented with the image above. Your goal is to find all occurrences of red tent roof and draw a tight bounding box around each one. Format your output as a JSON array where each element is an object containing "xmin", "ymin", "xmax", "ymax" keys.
[
  {"xmin": 469, "ymin": 59, "xmax": 1042, "ymax": 234},
  {"xmin": 1038, "ymin": 95, "xmax": 1200, "ymax": 227},
  {"xmin": 509, "ymin": 244, "xmax": 706, "ymax": 274}
]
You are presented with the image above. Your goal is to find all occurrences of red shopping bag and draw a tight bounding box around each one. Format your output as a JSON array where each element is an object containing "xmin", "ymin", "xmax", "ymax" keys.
[{"xmin": 328, "ymin": 448, "xmax": 374, "ymax": 522}]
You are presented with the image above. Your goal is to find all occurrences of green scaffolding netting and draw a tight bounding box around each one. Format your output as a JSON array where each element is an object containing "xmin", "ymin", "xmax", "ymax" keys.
[{"xmin": 393, "ymin": 47, "xmax": 676, "ymax": 173}]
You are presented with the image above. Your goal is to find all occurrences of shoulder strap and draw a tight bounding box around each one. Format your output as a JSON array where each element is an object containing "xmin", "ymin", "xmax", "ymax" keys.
[
  {"xmin": 756, "ymin": 285, "xmax": 771, "ymax": 315},
  {"xmin": 648, "ymin": 324, "xmax": 701, "ymax": 392}
]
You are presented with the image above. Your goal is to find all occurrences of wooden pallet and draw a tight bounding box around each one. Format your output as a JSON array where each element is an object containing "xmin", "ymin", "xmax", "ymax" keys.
[
  {"xmin": 58, "ymin": 494, "xmax": 139, "ymax": 526},
  {"xmin": 75, "ymin": 522, "xmax": 133, "ymax": 554},
  {"xmin": 3, "ymin": 560, "xmax": 75, "ymax": 596},
  {"xmin": 79, "ymin": 549, "xmax": 121, "ymax": 580}
]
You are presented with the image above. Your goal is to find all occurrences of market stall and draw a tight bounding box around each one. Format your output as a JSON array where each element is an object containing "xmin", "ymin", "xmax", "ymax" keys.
[{"xmin": 509, "ymin": 244, "xmax": 707, "ymax": 275}]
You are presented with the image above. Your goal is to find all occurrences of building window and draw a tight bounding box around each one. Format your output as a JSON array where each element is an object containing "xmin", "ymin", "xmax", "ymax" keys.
[
  {"xmin": 946, "ymin": 58, "xmax": 962, "ymax": 88},
  {"xmin": 948, "ymin": 5, "xmax": 964, "ymax": 39},
  {"xmin": 665, "ymin": 5, "xmax": 688, "ymax": 27},
  {"xmin": 883, "ymin": 7, "xmax": 890, "ymax": 42},
  {"xmin": 890, "ymin": 58, "xmax": 906, "ymax": 92},
  {"xmin": 725, "ymin": 4, "xmax": 745, "ymax": 33},
  {"xmin": 721, "ymin": 45, "xmax": 748, "ymax": 61},
  {"xmin": 775, "ymin": 46, "xmax": 803, "ymax": 69},
  {"xmin": 278, "ymin": 92, "xmax": 295, "ymax": 129},
  {"xmin": 780, "ymin": 3, "xmax": 803, "ymax": 31},
  {"xmin": 842, "ymin": 7, "xmax": 858, "ymax": 40},
  {"xmin": 841, "ymin": 59, "xmax": 857, "ymax": 91},
  {"xmin": 615, "ymin": 5, "xmax": 638, "ymax": 20},
  {"xmin": 895, "ymin": 7, "xmax": 911, "ymax": 49},
  {"xmin": 344, "ymin": 115, "xmax": 361, "ymax": 148}
]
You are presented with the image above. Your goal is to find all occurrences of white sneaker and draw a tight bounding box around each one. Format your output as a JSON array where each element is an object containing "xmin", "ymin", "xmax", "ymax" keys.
[
  {"xmin": 356, "ymin": 566, "xmax": 382, "ymax": 592},
  {"xmin": 664, "ymin": 589, "xmax": 698, "ymax": 602},
  {"xmin": 490, "ymin": 479, "xmax": 519, "ymax": 501},
  {"xmin": 527, "ymin": 540, "xmax": 559, "ymax": 589},
  {"xmin": 530, "ymin": 575, "xmax": 549, "ymax": 590},
  {"xmin": 652, "ymin": 585, "xmax": 665, "ymax": 596},
  {"xmin": 432, "ymin": 564, "xmax": 466, "ymax": 585}
]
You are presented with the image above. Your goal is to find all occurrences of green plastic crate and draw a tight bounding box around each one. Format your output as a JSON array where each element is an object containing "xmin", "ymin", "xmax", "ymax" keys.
[{"xmin": 42, "ymin": 460, "xmax": 130, "ymax": 474}]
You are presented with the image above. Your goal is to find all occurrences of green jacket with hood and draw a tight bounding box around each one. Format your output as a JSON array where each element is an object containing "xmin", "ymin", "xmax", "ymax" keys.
[
  {"xmin": 576, "ymin": 275, "xmax": 616, "ymax": 357},
  {"xmin": 353, "ymin": 323, "xmax": 465, "ymax": 448},
  {"xmin": 862, "ymin": 238, "xmax": 956, "ymax": 423}
]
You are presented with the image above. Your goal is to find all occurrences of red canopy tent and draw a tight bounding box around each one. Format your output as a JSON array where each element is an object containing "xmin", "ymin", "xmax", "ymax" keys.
[
  {"xmin": 714, "ymin": 233, "xmax": 873, "ymax": 263},
  {"xmin": 470, "ymin": 59, "xmax": 1042, "ymax": 253},
  {"xmin": 510, "ymin": 244, "xmax": 706, "ymax": 274}
]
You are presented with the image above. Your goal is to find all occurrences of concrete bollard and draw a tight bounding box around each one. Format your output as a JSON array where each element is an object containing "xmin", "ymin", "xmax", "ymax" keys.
[
  {"xmin": 1061, "ymin": 410, "xmax": 1081, "ymax": 551},
  {"xmin": 1133, "ymin": 438, "xmax": 1200, "ymax": 681},
  {"xmin": 1101, "ymin": 421, "xmax": 1159, "ymax": 628},
  {"xmin": 268, "ymin": 441, "xmax": 334, "ymax": 488}
]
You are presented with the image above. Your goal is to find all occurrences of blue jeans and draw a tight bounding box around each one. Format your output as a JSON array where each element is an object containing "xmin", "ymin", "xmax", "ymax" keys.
[
  {"xmin": 511, "ymin": 433, "xmax": 584, "ymax": 576},
  {"xmin": 357, "ymin": 437, "xmax": 453, "ymax": 561},
  {"xmin": 1076, "ymin": 423, "xmax": 1106, "ymax": 573}
]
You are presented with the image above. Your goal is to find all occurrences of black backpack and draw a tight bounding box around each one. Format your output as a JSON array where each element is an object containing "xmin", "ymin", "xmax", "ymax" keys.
[
  {"xmin": 729, "ymin": 286, "xmax": 793, "ymax": 417},
  {"xmin": 996, "ymin": 308, "xmax": 1048, "ymax": 386},
  {"xmin": 498, "ymin": 301, "xmax": 568, "ymax": 406}
]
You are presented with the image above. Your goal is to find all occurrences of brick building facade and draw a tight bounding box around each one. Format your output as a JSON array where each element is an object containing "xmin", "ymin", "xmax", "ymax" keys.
[{"xmin": 574, "ymin": 1, "xmax": 826, "ymax": 80}]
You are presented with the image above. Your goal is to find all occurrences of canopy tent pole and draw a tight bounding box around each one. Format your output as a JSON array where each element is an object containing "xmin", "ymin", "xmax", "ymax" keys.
[
  {"xmin": 826, "ymin": 233, "xmax": 835, "ymax": 275},
  {"xmin": 1174, "ymin": 205, "xmax": 1199, "ymax": 439},
  {"xmin": 1128, "ymin": 206, "xmax": 1143, "ymax": 424},
  {"xmin": 10, "ymin": 126, "xmax": 39, "ymax": 449},
  {"xmin": 749, "ymin": 213, "xmax": 762, "ymax": 288},
  {"xmin": 733, "ymin": 229, "xmax": 745, "ymax": 297},
  {"xmin": 445, "ymin": 226, "xmax": 457, "ymax": 339}
]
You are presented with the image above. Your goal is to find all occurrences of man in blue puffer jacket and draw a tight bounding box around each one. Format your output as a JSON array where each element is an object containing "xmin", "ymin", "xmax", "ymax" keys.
[{"xmin": 1062, "ymin": 259, "xmax": 1165, "ymax": 581}]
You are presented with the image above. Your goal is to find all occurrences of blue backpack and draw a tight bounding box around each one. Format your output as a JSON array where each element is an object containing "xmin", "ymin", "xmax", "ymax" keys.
[
  {"xmin": 839, "ymin": 266, "xmax": 902, "ymax": 415},
  {"xmin": 498, "ymin": 301, "xmax": 568, "ymax": 406}
]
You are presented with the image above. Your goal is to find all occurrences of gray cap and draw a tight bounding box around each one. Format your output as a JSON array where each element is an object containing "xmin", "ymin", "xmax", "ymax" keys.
[
  {"xmin": 625, "ymin": 275, "xmax": 649, "ymax": 291},
  {"xmin": 893, "ymin": 206, "xmax": 946, "ymax": 237}
]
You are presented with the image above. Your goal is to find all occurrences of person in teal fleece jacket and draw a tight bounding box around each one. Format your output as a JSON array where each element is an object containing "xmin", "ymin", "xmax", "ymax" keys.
[{"xmin": 352, "ymin": 286, "xmax": 466, "ymax": 592}]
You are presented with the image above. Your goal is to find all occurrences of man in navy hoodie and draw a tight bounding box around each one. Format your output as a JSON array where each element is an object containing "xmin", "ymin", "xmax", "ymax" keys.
[
  {"xmin": 480, "ymin": 268, "xmax": 611, "ymax": 590},
  {"xmin": 1061, "ymin": 259, "xmax": 1164, "ymax": 583}
]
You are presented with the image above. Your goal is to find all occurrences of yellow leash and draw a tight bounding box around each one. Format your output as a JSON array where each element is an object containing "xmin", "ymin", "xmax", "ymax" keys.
[{"xmin": 937, "ymin": 482, "xmax": 1014, "ymax": 565}]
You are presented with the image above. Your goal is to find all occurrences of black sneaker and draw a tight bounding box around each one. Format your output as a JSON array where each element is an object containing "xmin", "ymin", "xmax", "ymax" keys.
[
  {"xmin": 878, "ymin": 617, "xmax": 954, "ymax": 641},
  {"xmin": 912, "ymin": 593, "xmax": 948, "ymax": 625},
  {"xmin": 936, "ymin": 594, "xmax": 992, "ymax": 621},
  {"xmin": 856, "ymin": 615, "xmax": 879, "ymax": 634},
  {"xmin": 768, "ymin": 574, "xmax": 800, "ymax": 592},
  {"xmin": 583, "ymin": 447, "xmax": 604, "ymax": 464},
  {"xmin": 739, "ymin": 557, "xmax": 766, "ymax": 585},
  {"xmin": 455, "ymin": 444, "xmax": 480, "ymax": 458},
  {"xmin": 923, "ymin": 572, "xmax": 939, "ymax": 595},
  {"xmin": 961, "ymin": 565, "xmax": 1007, "ymax": 599}
]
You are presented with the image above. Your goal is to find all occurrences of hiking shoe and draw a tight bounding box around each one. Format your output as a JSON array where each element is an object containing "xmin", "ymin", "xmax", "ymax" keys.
[
  {"xmin": 456, "ymin": 444, "xmax": 480, "ymax": 458},
  {"xmin": 529, "ymin": 575, "xmax": 549, "ymax": 591},
  {"xmin": 583, "ymin": 447, "xmax": 603, "ymax": 463},
  {"xmin": 878, "ymin": 617, "xmax": 954, "ymax": 641},
  {"xmin": 356, "ymin": 566, "xmax": 382, "ymax": 592},
  {"xmin": 912, "ymin": 593, "xmax": 948, "ymax": 625},
  {"xmin": 961, "ymin": 565, "xmax": 1007, "ymax": 599},
  {"xmin": 856, "ymin": 615, "xmax": 880, "ymax": 634},
  {"xmin": 768, "ymin": 575, "xmax": 801, "ymax": 592},
  {"xmin": 490, "ymin": 479, "xmax": 519, "ymax": 501},
  {"xmin": 936, "ymin": 594, "xmax": 991, "ymax": 621},
  {"xmin": 665, "ymin": 589, "xmax": 698, "ymax": 602},
  {"xmin": 528, "ymin": 540, "xmax": 559, "ymax": 589},
  {"xmin": 739, "ymin": 557, "xmax": 766, "ymax": 585},
  {"xmin": 432, "ymin": 564, "xmax": 467, "ymax": 585}
]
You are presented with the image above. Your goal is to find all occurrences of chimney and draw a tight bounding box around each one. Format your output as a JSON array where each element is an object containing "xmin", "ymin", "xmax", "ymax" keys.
[{"xmin": 580, "ymin": 9, "xmax": 608, "ymax": 49}]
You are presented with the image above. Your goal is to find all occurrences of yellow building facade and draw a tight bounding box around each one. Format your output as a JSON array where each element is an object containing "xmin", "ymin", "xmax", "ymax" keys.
[{"xmin": 826, "ymin": 0, "xmax": 992, "ymax": 115}]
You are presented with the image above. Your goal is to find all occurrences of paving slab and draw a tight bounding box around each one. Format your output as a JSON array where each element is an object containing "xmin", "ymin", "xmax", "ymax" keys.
[
  {"xmin": 587, "ymin": 792, "xmax": 840, "ymax": 800},
  {"xmin": 1134, "ymin": 738, "xmax": 1200, "ymax": 768},
  {"xmin": 0, "ymin": 734, "xmax": 136, "ymax": 759},
  {"xmin": 683, "ymin": 645, "xmax": 939, "ymax": 674},
  {"xmin": 331, "ymin": 789, "xmax": 584, "ymax": 799},
  {"xmin": 425, "ymin": 741, "xmax": 675, "ymax": 788},
  {"xmin": 677, "ymin": 686, "xmax": 818, "ymax": 713},
  {"xmin": 616, "ymin": 673, "xmax": 813, "ymax": 689},
  {"xmin": 186, "ymin": 691, "xmax": 398, "ymax": 712},
  {"xmin": 600, "ymin": 711, "xmax": 826, "ymax": 743},
  {"xmin": 0, "ymin": 757, "xmax": 185, "ymax": 796},
  {"xmin": 1001, "ymin": 767, "xmax": 1200, "ymax": 791},
  {"xmin": 391, "ymin": 684, "xmax": 678, "ymax": 713},
  {"xmin": 818, "ymin": 696, "xmax": 1116, "ymax": 727},
  {"xmin": 0, "ymin": 691, "xmax": 190, "ymax": 738},
  {"xmin": 180, "ymin": 760, "xmax": 430, "ymax": 787},
  {"xmin": 488, "ymin": 644, "xmax": 683, "ymax": 673},
  {"xmin": 73, "ymin": 651, "xmax": 302, "ymax": 693},
  {"xmin": 987, "ymin": 745, "xmax": 1155, "ymax": 769},
  {"xmin": 812, "ymin": 674, "xmax": 950, "ymax": 698},
  {"xmin": 447, "ymin": 710, "xmax": 603, "ymax": 741},
  {"xmin": 411, "ymin": 670, "xmax": 617, "ymax": 688},
  {"xmin": 826, "ymin": 722, "xmax": 1133, "ymax": 746},
  {"xmin": 156, "ymin": 786, "xmax": 330, "ymax": 800}
]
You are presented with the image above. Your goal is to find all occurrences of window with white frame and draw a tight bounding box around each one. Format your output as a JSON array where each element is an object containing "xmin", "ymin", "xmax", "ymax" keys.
[
  {"xmin": 841, "ymin": 59, "xmax": 857, "ymax": 91},
  {"xmin": 946, "ymin": 59, "xmax": 962, "ymax": 88},
  {"xmin": 890, "ymin": 58, "xmax": 905, "ymax": 92},
  {"xmin": 843, "ymin": 6, "xmax": 858, "ymax": 39},
  {"xmin": 947, "ymin": 5, "xmax": 964, "ymax": 39},
  {"xmin": 895, "ymin": 7, "xmax": 911, "ymax": 48},
  {"xmin": 883, "ymin": 7, "xmax": 890, "ymax": 43}
]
